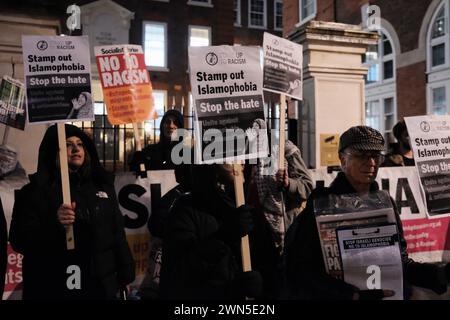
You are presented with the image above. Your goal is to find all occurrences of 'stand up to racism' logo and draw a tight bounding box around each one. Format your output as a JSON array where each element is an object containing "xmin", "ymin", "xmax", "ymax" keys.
[
  {"xmin": 420, "ymin": 121, "xmax": 431, "ymax": 132},
  {"xmin": 205, "ymin": 52, "xmax": 218, "ymax": 66},
  {"xmin": 36, "ymin": 40, "xmax": 48, "ymax": 50}
]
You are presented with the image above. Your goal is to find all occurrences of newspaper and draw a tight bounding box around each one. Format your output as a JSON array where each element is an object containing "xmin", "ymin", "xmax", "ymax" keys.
[
  {"xmin": 314, "ymin": 190, "xmax": 397, "ymax": 279},
  {"xmin": 337, "ymin": 223, "xmax": 403, "ymax": 300}
]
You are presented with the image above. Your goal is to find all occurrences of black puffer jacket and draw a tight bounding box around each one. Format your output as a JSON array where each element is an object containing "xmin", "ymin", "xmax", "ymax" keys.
[
  {"xmin": 285, "ymin": 172, "xmax": 448, "ymax": 300},
  {"xmin": 9, "ymin": 124, "xmax": 135, "ymax": 300},
  {"xmin": 159, "ymin": 165, "xmax": 256, "ymax": 300},
  {"xmin": 0, "ymin": 198, "xmax": 6, "ymax": 297}
]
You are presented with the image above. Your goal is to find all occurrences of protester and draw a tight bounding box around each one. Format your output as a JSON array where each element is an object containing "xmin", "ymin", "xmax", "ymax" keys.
[
  {"xmin": 0, "ymin": 198, "xmax": 6, "ymax": 299},
  {"xmin": 130, "ymin": 109, "xmax": 185, "ymax": 171},
  {"xmin": 9, "ymin": 124, "xmax": 135, "ymax": 300},
  {"xmin": 382, "ymin": 120, "xmax": 415, "ymax": 167},
  {"xmin": 285, "ymin": 125, "xmax": 450, "ymax": 300},
  {"xmin": 67, "ymin": 92, "xmax": 93, "ymax": 120},
  {"xmin": 246, "ymin": 137, "xmax": 313, "ymax": 298},
  {"xmin": 159, "ymin": 164, "xmax": 262, "ymax": 299}
]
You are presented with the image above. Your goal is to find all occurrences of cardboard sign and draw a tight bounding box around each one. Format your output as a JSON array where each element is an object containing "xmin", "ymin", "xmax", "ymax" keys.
[
  {"xmin": 22, "ymin": 35, "xmax": 93, "ymax": 124},
  {"xmin": 95, "ymin": 45, "xmax": 155, "ymax": 125},
  {"xmin": 189, "ymin": 45, "xmax": 268, "ymax": 163},
  {"xmin": 263, "ymin": 32, "xmax": 303, "ymax": 100},
  {"xmin": 320, "ymin": 134, "xmax": 340, "ymax": 167},
  {"xmin": 0, "ymin": 76, "xmax": 26, "ymax": 130}
]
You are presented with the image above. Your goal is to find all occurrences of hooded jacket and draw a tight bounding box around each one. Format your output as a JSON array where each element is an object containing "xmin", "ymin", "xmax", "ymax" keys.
[
  {"xmin": 285, "ymin": 172, "xmax": 448, "ymax": 300},
  {"xmin": 9, "ymin": 124, "xmax": 135, "ymax": 300},
  {"xmin": 130, "ymin": 109, "xmax": 185, "ymax": 171}
]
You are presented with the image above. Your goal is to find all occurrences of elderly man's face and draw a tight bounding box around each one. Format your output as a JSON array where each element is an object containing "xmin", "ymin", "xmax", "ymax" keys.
[{"xmin": 339, "ymin": 148, "xmax": 385, "ymax": 188}]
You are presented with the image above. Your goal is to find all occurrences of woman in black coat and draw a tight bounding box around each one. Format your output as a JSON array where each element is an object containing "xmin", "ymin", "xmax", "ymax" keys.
[{"xmin": 9, "ymin": 124, "xmax": 135, "ymax": 300}]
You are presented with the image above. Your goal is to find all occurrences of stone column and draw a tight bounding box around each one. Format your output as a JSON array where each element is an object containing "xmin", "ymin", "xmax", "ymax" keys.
[{"xmin": 288, "ymin": 21, "xmax": 378, "ymax": 169}]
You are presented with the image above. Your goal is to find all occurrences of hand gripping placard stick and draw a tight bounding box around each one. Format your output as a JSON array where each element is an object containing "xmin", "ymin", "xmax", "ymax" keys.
[
  {"xmin": 133, "ymin": 122, "xmax": 147, "ymax": 178},
  {"xmin": 57, "ymin": 123, "xmax": 75, "ymax": 250}
]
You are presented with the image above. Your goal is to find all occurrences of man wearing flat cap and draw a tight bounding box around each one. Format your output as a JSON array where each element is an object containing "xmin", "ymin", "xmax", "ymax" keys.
[{"xmin": 284, "ymin": 125, "xmax": 450, "ymax": 300}]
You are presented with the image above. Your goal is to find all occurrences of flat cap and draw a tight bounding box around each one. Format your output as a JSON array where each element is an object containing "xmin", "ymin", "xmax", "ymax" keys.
[{"xmin": 339, "ymin": 126, "xmax": 385, "ymax": 152}]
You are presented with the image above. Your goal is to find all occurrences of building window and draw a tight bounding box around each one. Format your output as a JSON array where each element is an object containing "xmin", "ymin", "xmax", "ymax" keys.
[
  {"xmin": 432, "ymin": 86, "xmax": 447, "ymax": 115},
  {"xmin": 429, "ymin": 4, "xmax": 447, "ymax": 68},
  {"xmin": 427, "ymin": 1, "xmax": 450, "ymax": 114},
  {"xmin": 363, "ymin": 32, "xmax": 395, "ymax": 85},
  {"xmin": 274, "ymin": 0, "xmax": 283, "ymax": 30},
  {"xmin": 187, "ymin": 0, "xmax": 213, "ymax": 7},
  {"xmin": 189, "ymin": 26, "xmax": 211, "ymax": 47},
  {"xmin": 248, "ymin": 0, "xmax": 267, "ymax": 29},
  {"xmin": 299, "ymin": 0, "xmax": 316, "ymax": 24},
  {"xmin": 234, "ymin": 0, "xmax": 241, "ymax": 26},
  {"xmin": 144, "ymin": 90, "xmax": 167, "ymax": 143},
  {"xmin": 143, "ymin": 21, "xmax": 167, "ymax": 70},
  {"xmin": 365, "ymin": 97, "xmax": 396, "ymax": 143}
]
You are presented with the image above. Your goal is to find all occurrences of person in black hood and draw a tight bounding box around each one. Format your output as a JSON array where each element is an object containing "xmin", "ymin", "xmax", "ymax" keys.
[
  {"xmin": 130, "ymin": 109, "xmax": 185, "ymax": 171},
  {"xmin": 9, "ymin": 124, "xmax": 135, "ymax": 300}
]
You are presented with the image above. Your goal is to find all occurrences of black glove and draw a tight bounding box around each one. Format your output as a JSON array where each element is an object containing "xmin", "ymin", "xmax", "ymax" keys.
[
  {"xmin": 356, "ymin": 289, "xmax": 395, "ymax": 300},
  {"xmin": 232, "ymin": 270, "xmax": 263, "ymax": 298},
  {"xmin": 225, "ymin": 204, "xmax": 254, "ymax": 239}
]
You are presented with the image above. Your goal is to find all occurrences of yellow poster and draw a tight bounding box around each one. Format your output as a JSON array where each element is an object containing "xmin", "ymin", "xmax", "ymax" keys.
[{"xmin": 320, "ymin": 133, "xmax": 340, "ymax": 167}]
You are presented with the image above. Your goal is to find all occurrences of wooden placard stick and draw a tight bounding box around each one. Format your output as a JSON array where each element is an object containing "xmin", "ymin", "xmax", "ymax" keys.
[
  {"xmin": 57, "ymin": 123, "xmax": 75, "ymax": 250},
  {"xmin": 278, "ymin": 94, "xmax": 286, "ymax": 169},
  {"xmin": 132, "ymin": 122, "xmax": 147, "ymax": 178},
  {"xmin": 233, "ymin": 163, "xmax": 252, "ymax": 272}
]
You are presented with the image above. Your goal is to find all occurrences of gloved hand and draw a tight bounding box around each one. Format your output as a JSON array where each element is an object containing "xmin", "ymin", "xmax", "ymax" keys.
[
  {"xmin": 354, "ymin": 289, "xmax": 395, "ymax": 300},
  {"xmin": 224, "ymin": 204, "xmax": 254, "ymax": 239},
  {"xmin": 233, "ymin": 270, "xmax": 263, "ymax": 298}
]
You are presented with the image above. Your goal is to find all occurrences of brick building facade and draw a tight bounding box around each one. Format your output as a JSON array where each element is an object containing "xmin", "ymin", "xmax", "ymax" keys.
[{"xmin": 284, "ymin": 0, "xmax": 450, "ymax": 142}]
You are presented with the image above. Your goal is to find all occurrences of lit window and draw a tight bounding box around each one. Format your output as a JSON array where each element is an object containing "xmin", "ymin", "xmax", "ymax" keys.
[
  {"xmin": 187, "ymin": 0, "xmax": 212, "ymax": 6},
  {"xmin": 365, "ymin": 97, "xmax": 396, "ymax": 143},
  {"xmin": 363, "ymin": 32, "xmax": 395, "ymax": 85},
  {"xmin": 189, "ymin": 26, "xmax": 211, "ymax": 47},
  {"xmin": 143, "ymin": 22, "xmax": 167, "ymax": 69},
  {"xmin": 144, "ymin": 90, "xmax": 167, "ymax": 142},
  {"xmin": 432, "ymin": 87, "xmax": 447, "ymax": 115},
  {"xmin": 249, "ymin": 0, "xmax": 266, "ymax": 28}
]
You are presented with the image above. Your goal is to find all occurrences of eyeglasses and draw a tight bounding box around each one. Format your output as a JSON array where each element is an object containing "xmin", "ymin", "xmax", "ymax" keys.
[{"xmin": 344, "ymin": 152, "xmax": 385, "ymax": 164}]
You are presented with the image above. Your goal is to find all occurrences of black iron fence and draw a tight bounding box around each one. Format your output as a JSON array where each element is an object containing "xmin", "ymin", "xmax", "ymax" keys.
[{"xmin": 73, "ymin": 101, "xmax": 289, "ymax": 173}]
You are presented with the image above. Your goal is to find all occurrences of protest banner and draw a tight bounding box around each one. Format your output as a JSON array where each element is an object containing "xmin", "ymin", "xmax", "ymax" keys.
[
  {"xmin": 95, "ymin": 44, "xmax": 155, "ymax": 176},
  {"xmin": 2, "ymin": 167, "xmax": 448, "ymax": 299},
  {"xmin": 336, "ymin": 223, "xmax": 403, "ymax": 300},
  {"xmin": 189, "ymin": 45, "xmax": 268, "ymax": 164},
  {"xmin": 262, "ymin": 32, "xmax": 303, "ymax": 101},
  {"xmin": 405, "ymin": 115, "xmax": 450, "ymax": 217},
  {"xmin": 0, "ymin": 76, "xmax": 26, "ymax": 131},
  {"xmin": 114, "ymin": 170, "xmax": 177, "ymax": 294},
  {"xmin": 22, "ymin": 35, "xmax": 93, "ymax": 123}
]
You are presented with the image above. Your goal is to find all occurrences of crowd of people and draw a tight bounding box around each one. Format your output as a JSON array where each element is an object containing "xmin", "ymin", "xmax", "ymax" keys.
[{"xmin": 1, "ymin": 114, "xmax": 450, "ymax": 300}]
